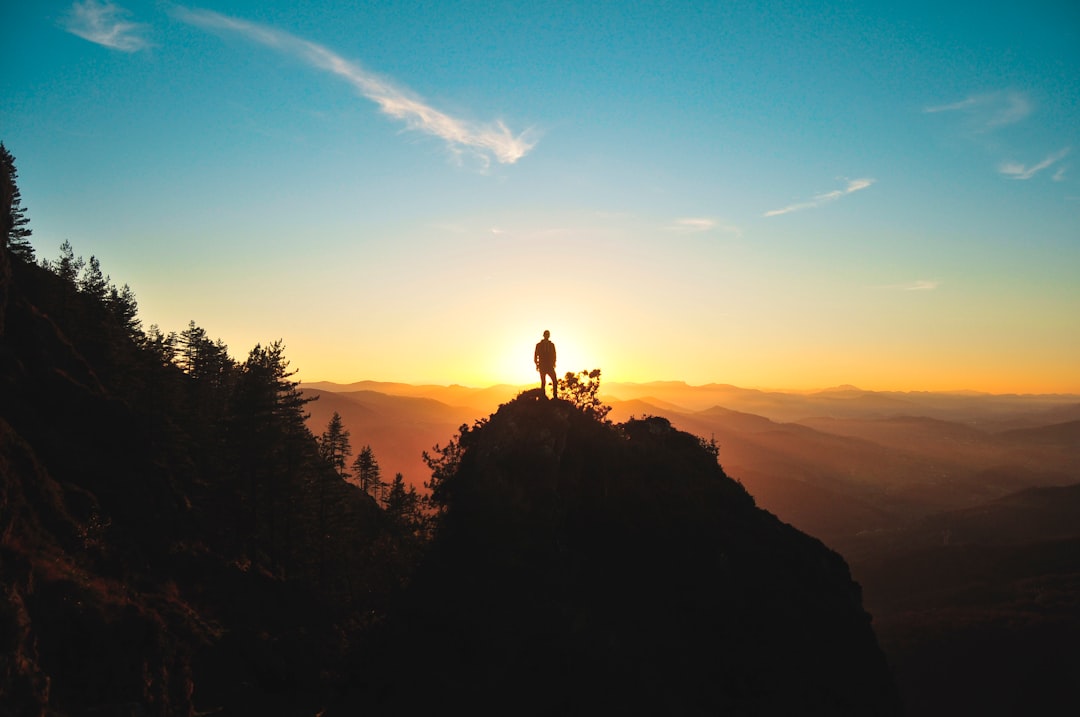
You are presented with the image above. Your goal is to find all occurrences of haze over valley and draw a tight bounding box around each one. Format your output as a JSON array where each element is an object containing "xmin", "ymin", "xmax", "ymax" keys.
[
  {"xmin": 4, "ymin": 1, "xmax": 1079, "ymax": 714},
  {"xmin": 304, "ymin": 377, "xmax": 1080, "ymax": 714}
]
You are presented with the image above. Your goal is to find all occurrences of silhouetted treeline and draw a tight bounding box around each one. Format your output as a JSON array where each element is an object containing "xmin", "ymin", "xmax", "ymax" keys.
[
  {"xmin": 18, "ymin": 241, "xmax": 423, "ymax": 584},
  {"xmin": 2, "ymin": 145, "xmax": 898, "ymax": 716},
  {"xmin": 1, "ymin": 143, "xmax": 426, "ymax": 714}
]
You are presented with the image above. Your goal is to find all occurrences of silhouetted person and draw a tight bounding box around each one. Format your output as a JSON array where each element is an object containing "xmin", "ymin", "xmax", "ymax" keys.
[{"xmin": 534, "ymin": 330, "xmax": 557, "ymax": 399}]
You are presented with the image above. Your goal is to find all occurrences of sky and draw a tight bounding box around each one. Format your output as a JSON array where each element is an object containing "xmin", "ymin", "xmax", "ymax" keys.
[{"xmin": 3, "ymin": 1, "xmax": 1079, "ymax": 393}]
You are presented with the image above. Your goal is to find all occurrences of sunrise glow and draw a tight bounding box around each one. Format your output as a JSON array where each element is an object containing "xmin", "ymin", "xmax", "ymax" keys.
[{"xmin": 4, "ymin": 1, "xmax": 1078, "ymax": 394}]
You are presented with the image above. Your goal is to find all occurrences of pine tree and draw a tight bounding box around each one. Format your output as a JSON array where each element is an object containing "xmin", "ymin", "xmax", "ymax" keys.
[
  {"xmin": 352, "ymin": 445, "xmax": 383, "ymax": 501},
  {"xmin": 229, "ymin": 340, "xmax": 316, "ymax": 570},
  {"xmin": 107, "ymin": 283, "xmax": 142, "ymax": 340},
  {"xmin": 0, "ymin": 142, "xmax": 34, "ymax": 261},
  {"xmin": 385, "ymin": 472, "xmax": 421, "ymax": 532},
  {"xmin": 176, "ymin": 320, "xmax": 208, "ymax": 375},
  {"xmin": 143, "ymin": 324, "xmax": 176, "ymax": 367},
  {"xmin": 52, "ymin": 240, "xmax": 85, "ymax": 285},
  {"xmin": 79, "ymin": 255, "xmax": 111, "ymax": 302},
  {"xmin": 319, "ymin": 411, "xmax": 352, "ymax": 481}
]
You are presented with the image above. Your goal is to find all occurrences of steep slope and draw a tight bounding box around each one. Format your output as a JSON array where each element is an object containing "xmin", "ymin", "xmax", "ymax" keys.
[
  {"xmin": 349, "ymin": 392, "xmax": 901, "ymax": 715},
  {"xmin": 0, "ymin": 254, "xmax": 398, "ymax": 715}
]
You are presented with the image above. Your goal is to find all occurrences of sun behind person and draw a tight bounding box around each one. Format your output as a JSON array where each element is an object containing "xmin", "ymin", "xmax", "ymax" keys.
[{"xmin": 533, "ymin": 329, "xmax": 557, "ymax": 399}]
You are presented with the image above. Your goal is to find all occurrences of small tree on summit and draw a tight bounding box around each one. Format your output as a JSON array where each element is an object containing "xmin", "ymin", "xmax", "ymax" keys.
[{"xmin": 559, "ymin": 369, "xmax": 611, "ymax": 421}]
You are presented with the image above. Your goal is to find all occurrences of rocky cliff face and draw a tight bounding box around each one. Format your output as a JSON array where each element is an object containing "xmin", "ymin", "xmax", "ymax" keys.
[{"xmin": 359, "ymin": 392, "xmax": 902, "ymax": 715}]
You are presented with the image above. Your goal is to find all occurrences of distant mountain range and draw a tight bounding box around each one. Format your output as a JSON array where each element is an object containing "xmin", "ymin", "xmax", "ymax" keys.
[
  {"xmin": 302, "ymin": 380, "xmax": 1080, "ymax": 545},
  {"xmin": 300, "ymin": 379, "xmax": 1080, "ymax": 715}
]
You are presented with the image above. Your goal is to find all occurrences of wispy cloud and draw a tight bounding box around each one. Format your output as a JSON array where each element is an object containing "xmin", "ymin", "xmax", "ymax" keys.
[
  {"xmin": 666, "ymin": 217, "xmax": 742, "ymax": 238},
  {"xmin": 63, "ymin": 0, "xmax": 149, "ymax": 52},
  {"xmin": 669, "ymin": 218, "xmax": 716, "ymax": 234},
  {"xmin": 1053, "ymin": 166, "xmax": 1067, "ymax": 182},
  {"xmin": 173, "ymin": 7, "xmax": 537, "ymax": 166},
  {"xmin": 999, "ymin": 147, "xmax": 1071, "ymax": 180},
  {"xmin": 924, "ymin": 90, "xmax": 1032, "ymax": 131},
  {"xmin": 902, "ymin": 280, "xmax": 940, "ymax": 291},
  {"xmin": 763, "ymin": 178, "xmax": 874, "ymax": 218}
]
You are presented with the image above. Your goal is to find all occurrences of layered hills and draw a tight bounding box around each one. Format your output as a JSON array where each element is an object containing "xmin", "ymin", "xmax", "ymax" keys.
[
  {"xmin": 3, "ymin": 242, "xmax": 901, "ymax": 713},
  {"xmin": 307, "ymin": 378, "xmax": 1080, "ymax": 716},
  {"xmin": 341, "ymin": 392, "xmax": 900, "ymax": 715}
]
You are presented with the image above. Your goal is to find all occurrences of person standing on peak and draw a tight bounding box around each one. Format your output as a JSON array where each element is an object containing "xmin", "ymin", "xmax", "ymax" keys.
[{"xmin": 534, "ymin": 330, "xmax": 558, "ymax": 399}]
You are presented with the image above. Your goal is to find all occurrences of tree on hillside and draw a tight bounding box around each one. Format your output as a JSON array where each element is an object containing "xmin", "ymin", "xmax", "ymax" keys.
[
  {"xmin": 423, "ymin": 423, "xmax": 471, "ymax": 515},
  {"xmin": 107, "ymin": 283, "xmax": 142, "ymax": 340},
  {"xmin": 385, "ymin": 472, "xmax": 422, "ymax": 533},
  {"xmin": 49, "ymin": 240, "xmax": 85, "ymax": 285},
  {"xmin": 229, "ymin": 340, "xmax": 316, "ymax": 569},
  {"xmin": 79, "ymin": 255, "xmax": 110, "ymax": 302},
  {"xmin": 353, "ymin": 445, "xmax": 383, "ymax": 501},
  {"xmin": 319, "ymin": 411, "xmax": 352, "ymax": 481},
  {"xmin": 559, "ymin": 369, "xmax": 611, "ymax": 421},
  {"xmin": 177, "ymin": 321, "xmax": 211, "ymax": 376},
  {"xmin": 142, "ymin": 324, "xmax": 176, "ymax": 367},
  {"xmin": 0, "ymin": 142, "xmax": 34, "ymax": 261}
]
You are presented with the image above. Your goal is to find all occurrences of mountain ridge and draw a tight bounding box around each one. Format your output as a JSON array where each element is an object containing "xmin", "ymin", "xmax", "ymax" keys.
[{"xmin": 347, "ymin": 392, "xmax": 902, "ymax": 715}]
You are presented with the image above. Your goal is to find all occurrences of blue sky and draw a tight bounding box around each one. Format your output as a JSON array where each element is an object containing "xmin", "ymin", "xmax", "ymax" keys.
[{"xmin": 3, "ymin": 1, "xmax": 1078, "ymax": 391}]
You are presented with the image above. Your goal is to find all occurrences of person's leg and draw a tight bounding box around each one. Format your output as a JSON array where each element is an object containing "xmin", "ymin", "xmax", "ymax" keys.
[
  {"xmin": 548, "ymin": 369, "xmax": 558, "ymax": 398},
  {"xmin": 539, "ymin": 369, "xmax": 547, "ymax": 395}
]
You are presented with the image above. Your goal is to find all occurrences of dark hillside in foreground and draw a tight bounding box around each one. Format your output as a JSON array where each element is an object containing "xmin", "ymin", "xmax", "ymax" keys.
[
  {"xmin": 0, "ymin": 244, "xmax": 421, "ymax": 714},
  {"xmin": 342, "ymin": 392, "xmax": 901, "ymax": 715},
  {"xmin": 0, "ymin": 234, "xmax": 900, "ymax": 714}
]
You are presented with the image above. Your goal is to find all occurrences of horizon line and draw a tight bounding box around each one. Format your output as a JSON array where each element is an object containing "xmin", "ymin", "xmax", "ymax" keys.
[{"xmin": 297, "ymin": 378, "xmax": 1080, "ymax": 398}]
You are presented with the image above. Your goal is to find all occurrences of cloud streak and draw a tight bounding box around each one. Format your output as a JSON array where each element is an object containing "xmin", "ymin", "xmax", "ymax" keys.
[
  {"xmin": 173, "ymin": 7, "xmax": 536, "ymax": 166},
  {"xmin": 999, "ymin": 147, "xmax": 1070, "ymax": 180},
  {"xmin": 666, "ymin": 217, "xmax": 742, "ymax": 237},
  {"xmin": 63, "ymin": 0, "xmax": 149, "ymax": 52},
  {"xmin": 668, "ymin": 218, "xmax": 716, "ymax": 234},
  {"xmin": 924, "ymin": 90, "xmax": 1032, "ymax": 130},
  {"xmin": 763, "ymin": 178, "xmax": 874, "ymax": 218}
]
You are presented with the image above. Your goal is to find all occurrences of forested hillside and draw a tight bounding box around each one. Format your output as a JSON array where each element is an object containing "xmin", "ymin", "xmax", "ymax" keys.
[
  {"xmin": 1, "ymin": 146, "xmax": 423, "ymax": 714},
  {"xmin": 2, "ymin": 145, "xmax": 898, "ymax": 715}
]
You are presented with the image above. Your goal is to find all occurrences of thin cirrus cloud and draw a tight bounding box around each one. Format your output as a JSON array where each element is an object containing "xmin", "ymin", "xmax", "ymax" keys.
[
  {"xmin": 63, "ymin": 0, "xmax": 150, "ymax": 52},
  {"xmin": 674, "ymin": 218, "xmax": 716, "ymax": 232},
  {"xmin": 667, "ymin": 218, "xmax": 742, "ymax": 237},
  {"xmin": 763, "ymin": 178, "xmax": 874, "ymax": 218},
  {"xmin": 999, "ymin": 147, "xmax": 1071, "ymax": 180},
  {"xmin": 924, "ymin": 90, "xmax": 1032, "ymax": 131},
  {"xmin": 172, "ymin": 6, "xmax": 537, "ymax": 167}
]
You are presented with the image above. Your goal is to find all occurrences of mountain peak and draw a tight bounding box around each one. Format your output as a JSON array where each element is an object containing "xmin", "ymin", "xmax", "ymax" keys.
[{"xmin": 363, "ymin": 390, "xmax": 901, "ymax": 714}]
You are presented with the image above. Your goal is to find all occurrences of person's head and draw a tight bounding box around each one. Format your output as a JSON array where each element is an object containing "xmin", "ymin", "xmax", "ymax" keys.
[{"xmin": 543, "ymin": 330, "xmax": 550, "ymax": 339}]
